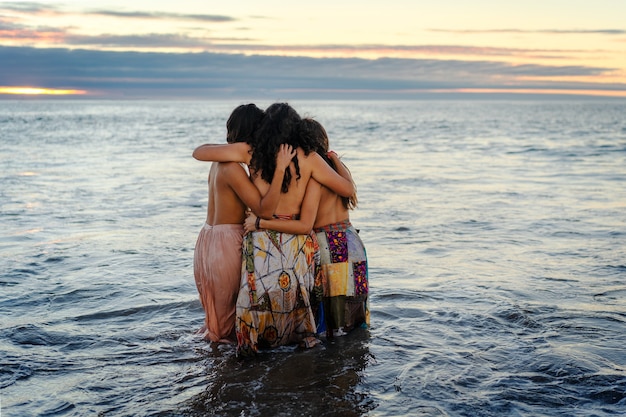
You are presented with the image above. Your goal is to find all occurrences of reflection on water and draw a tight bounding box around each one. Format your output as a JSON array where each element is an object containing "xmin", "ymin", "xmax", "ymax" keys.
[{"xmin": 181, "ymin": 329, "xmax": 374, "ymax": 417}]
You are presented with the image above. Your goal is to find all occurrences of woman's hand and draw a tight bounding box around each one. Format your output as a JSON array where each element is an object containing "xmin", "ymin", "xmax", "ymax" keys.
[
  {"xmin": 276, "ymin": 144, "xmax": 296, "ymax": 172},
  {"xmin": 243, "ymin": 212, "xmax": 259, "ymax": 234}
]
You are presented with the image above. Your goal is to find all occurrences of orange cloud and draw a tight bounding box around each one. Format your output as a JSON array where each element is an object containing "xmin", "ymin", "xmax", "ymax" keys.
[{"xmin": 0, "ymin": 29, "xmax": 66, "ymax": 44}]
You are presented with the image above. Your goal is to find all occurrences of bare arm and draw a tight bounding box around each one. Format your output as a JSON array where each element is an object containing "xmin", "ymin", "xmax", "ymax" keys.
[
  {"xmin": 229, "ymin": 144, "xmax": 296, "ymax": 219},
  {"xmin": 193, "ymin": 142, "xmax": 251, "ymax": 164},
  {"xmin": 327, "ymin": 151, "xmax": 353, "ymax": 182},
  {"xmin": 244, "ymin": 179, "xmax": 322, "ymax": 234},
  {"xmin": 328, "ymin": 150, "xmax": 357, "ymax": 205},
  {"xmin": 309, "ymin": 152, "xmax": 355, "ymax": 197}
]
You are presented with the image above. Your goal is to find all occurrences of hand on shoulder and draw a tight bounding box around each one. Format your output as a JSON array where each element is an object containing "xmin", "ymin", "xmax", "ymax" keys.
[{"xmin": 276, "ymin": 144, "xmax": 296, "ymax": 172}]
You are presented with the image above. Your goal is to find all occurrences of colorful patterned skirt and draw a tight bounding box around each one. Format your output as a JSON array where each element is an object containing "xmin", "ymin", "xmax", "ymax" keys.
[
  {"xmin": 314, "ymin": 220, "xmax": 369, "ymax": 334},
  {"xmin": 235, "ymin": 229, "xmax": 323, "ymax": 356}
]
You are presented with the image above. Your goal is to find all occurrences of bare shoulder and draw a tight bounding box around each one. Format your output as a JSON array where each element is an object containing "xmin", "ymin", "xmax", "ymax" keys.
[
  {"xmin": 297, "ymin": 148, "xmax": 319, "ymax": 164},
  {"xmin": 220, "ymin": 161, "xmax": 247, "ymax": 175},
  {"xmin": 294, "ymin": 147, "xmax": 306, "ymax": 158},
  {"xmin": 234, "ymin": 142, "xmax": 252, "ymax": 152},
  {"xmin": 233, "ymin": 142, "xmax": 253, "ymax": 162}
]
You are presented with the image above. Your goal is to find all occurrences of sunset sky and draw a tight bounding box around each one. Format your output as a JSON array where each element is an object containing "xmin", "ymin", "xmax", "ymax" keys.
[{"xmin": 1, "ymin": 0, "xmax": 626, "ymax": 99}]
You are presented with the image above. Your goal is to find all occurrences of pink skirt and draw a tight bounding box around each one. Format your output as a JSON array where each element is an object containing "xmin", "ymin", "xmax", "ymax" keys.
[{"xmin": 193, "ymin": 223, "xmax": 244, "ymax": 343}]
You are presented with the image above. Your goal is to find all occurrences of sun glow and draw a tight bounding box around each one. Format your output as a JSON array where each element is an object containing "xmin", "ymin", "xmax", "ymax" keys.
[{"xmin": 0, "ymin": 86, "xmax": 87, "ymax": 95}]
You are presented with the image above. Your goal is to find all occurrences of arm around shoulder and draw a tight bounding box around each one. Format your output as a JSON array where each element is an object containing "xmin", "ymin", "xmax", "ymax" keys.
[
  {"xmin": 328, "ymin": 151, "xmax": 353, "ymax": 182},
  {"xmin": 244, "ymin": 179, "xmax": 322, "ymax": 234},
  {"xmin": 193, "ymin": 142, "xmax": 251, "ymax": 163},
  {"xmin": 310, "ymin": 152, "xmax": 355, "ymax": 197}
]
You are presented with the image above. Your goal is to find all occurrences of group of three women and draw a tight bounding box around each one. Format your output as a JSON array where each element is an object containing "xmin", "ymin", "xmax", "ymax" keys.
[{"xmin": 192, "ymin": 103, "xmax": 368, "ymax": 356}]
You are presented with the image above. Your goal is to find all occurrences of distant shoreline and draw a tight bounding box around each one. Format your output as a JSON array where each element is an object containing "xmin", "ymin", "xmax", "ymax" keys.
[{"xmin": 2, "ymin": 93, "xmax": 626, "ymax": 101}]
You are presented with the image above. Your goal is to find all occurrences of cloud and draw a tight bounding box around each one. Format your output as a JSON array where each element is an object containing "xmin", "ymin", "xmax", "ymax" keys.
[
  {"xmin": 204, "ymin": 43, "xmax": 598, "ymax": 60},
  {"xmin": 1, "ymin": 46, "xmax": 623, "ymax": 99},
  {"xmin": 0, "ymin": 17, "xmax": 23, "ymax": 30},
  {"xmin": 86, "ymin": 10, "xmax": 235, "ymax": 23},
  {"xmin": 429, "ymin": 28, "xmax": 626, "ymax": 35},
  {"xmin": 0, "ymin": 17, "xmax": 65, "ymax": 43},
  {"xmin": 0, "ymin": 6, "xmax": 609, "ymax": 58},
  {"xmin": 0, "ymin": 2, "xmax": 236, "ymax": 22},
  {"xmin": 0, "ymin": 3, "xmax": 616, "ymax": 61},
  {"xmin": 0, "ymin": 1, "xmax": 56, "ymax": 13},
  {"xmin": 0, "ymin": 20, "xmax": 603, "ymax": 58},
  {"xmin": 63, "ymin": 33, "xmax": 218, "ymax": 48},
  {"xmin": 0, "ymin": 3, "xmax": 245, "ymax": 49}
]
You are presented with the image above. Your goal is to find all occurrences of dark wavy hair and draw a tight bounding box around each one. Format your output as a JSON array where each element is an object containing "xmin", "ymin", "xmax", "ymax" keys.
[
  {"xmin": 226, "ymin": 104, "xmax": 264, "ymax": 144},
  {"xmin": 299, "ymin": 117, "xmax": 357, "ymax": 209},
  {"xmin": 249, "ymin": 103, "xmax": 315, "ymax": 193}
]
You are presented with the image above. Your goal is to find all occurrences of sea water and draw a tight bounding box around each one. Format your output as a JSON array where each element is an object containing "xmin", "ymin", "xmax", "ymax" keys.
[{"xmin": 1, "ymin": 99, "xmax": 625, "ymax": 416}]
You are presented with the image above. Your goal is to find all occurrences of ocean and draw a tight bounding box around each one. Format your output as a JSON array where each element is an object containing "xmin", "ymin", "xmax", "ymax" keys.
[{"xmin": 1, "ymin": 99, "xmax": 625, "ymax": 417}]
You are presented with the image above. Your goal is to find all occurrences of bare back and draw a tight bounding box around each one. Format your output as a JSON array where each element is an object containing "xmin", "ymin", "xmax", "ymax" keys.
[
  {"xmin": 251, "ymin": 148, "xmax": 318, "ymax": 216},
  {"xmin": 313, "ymin": 186, "xmax": 349, "ymax": 228},
  {"xmin": 206, "ymin": 162, "xmax": 248, "ymax": 225}
]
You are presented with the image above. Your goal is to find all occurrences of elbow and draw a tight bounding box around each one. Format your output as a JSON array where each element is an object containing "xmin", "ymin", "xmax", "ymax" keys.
[
  {"xmin": 338, "ymin": 184, "xmax": 356, "ymax": 198},
  {"xmin": 254, "ymin": 205, "xmax": 277, "ymax": 219},
  {"xmin": 295, "ymin": 226, "xmax": 312, "ymax": 234},
  {"xmin": 257, "ymin": 209, "xmax": 274, "ymax": 220},
  {"xmin": 297, "ymin": 221, "xmax": 315, "ymax": 234},
  {"xmin": 192, "ymin": 145, "xmax": 211, "ymax": 161},
  {"xmin": 193, "ymin": 147, "xmax": 212, "ymax": 161}
]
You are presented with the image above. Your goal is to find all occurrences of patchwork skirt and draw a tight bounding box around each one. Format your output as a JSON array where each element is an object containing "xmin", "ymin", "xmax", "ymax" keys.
[{"xmin": 314, "ymin": 220, "xmax": 369, "ymax": 334}]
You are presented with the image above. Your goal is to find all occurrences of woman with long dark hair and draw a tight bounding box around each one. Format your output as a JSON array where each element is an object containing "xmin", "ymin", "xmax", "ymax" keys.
[
  {"xmin": 193, "ymin": 103, "xmax": 355, "ymax": 355},
  {"xmin": 192, "ymin": 104, "xmax": 295, "ymax": 343},
  {"xmin": 245, "ymin": 118, "xmax": 368, "ymax": 339}
]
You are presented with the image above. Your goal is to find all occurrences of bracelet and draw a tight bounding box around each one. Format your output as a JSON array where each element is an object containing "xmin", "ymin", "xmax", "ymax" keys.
[{"xmin": 255, "ymin": 217, "xmax": 261, "ymax": 230}]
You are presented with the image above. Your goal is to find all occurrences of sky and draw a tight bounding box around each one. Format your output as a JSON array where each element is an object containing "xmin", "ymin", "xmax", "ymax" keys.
[{"xmin": 1, "ymin": 0, "xmax": 626, "ymax": 99}]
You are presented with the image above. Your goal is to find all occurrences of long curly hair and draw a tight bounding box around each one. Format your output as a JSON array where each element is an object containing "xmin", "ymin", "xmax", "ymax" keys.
[
  {"xmin": 249, "ymin": 103, "xmax": 315, "ymax": 193},
  {"xmin": 226, "ymin": 104, "xmax": 264, "ymax": 144},
  {"xmin": 299, "ymin": 117, "xmax": 358, "ymax": 209}
]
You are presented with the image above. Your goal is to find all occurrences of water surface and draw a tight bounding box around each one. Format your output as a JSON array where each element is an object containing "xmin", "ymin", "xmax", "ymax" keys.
[{"xmin": 1, "ymin": 99, "xmax": 625, "ymax": 416}]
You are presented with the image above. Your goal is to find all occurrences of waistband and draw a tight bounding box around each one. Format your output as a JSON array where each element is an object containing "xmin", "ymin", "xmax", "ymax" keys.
[
  {"xmin": 273, "ymin": 213, "xmax": 300, "ymax": 220},
  {"xmin": 314, "ymin": 219, "xmax": 351, "ymax": 233},
  {"xmin": 203, "ymin": 222, "xmax": 244, "ymax": 231}
]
